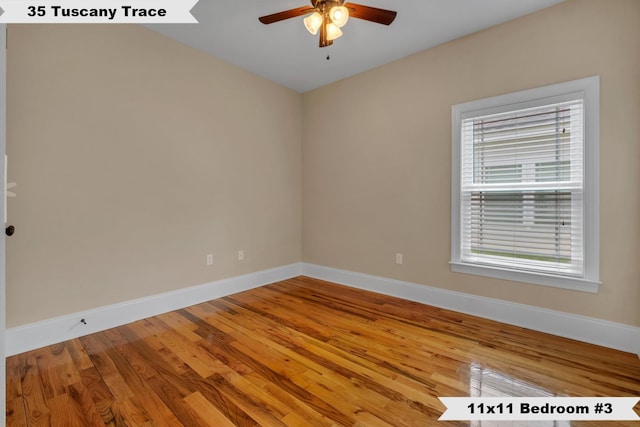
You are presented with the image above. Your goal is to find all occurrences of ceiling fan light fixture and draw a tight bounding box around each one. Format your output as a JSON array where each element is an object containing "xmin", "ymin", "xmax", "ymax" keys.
[
  {"xmin": 329, "ymin": 5, "xmax": 349, "ymax": 27},
  {"xmin": 258, "ymin": 1, "xmax": 397, "ymax": 48},
  {"xmin": 303, "ymin": 12, "xmax": 323, "ymax": 35},
  {"xmin": 326, "ymin": 22, "xmax": 343, "ymax": 41}
]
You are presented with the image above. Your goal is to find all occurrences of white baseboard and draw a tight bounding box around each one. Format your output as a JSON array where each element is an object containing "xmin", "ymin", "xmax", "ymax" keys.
[
  {"xmin": 7, "ymin": 262, "xmax": 639, "ymax": 358},
  {"xmin": 301, "ymin": 263, "xmax": 640, "ymax": 356},
  {"xmin": 5, "ymin": 263, "xmax": 302, "ymax": 356}
]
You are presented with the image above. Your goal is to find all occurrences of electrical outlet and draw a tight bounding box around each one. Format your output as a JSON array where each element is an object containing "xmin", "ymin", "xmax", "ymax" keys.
[
  {"xmin": 396, "ymin": 253, "xmax": 403, "ymax": 265},
  {"xmin": 238, "ymin": 250, "xmax": 244, "ymax": 261},
  {"xmin": 206, "ymin": 254, "xmax": 213, "ymax": 266}
]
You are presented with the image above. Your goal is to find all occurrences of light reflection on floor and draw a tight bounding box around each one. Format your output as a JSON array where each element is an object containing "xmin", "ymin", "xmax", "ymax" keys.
[{"xmin": 469, "ymin": 362, "xmax": 571, "ymax": 427}]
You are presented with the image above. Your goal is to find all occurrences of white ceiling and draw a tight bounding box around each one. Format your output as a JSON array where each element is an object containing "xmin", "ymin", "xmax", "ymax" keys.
[{"xmin": 146, "ymin": 0, "xmax": 564, "ymax": 93}]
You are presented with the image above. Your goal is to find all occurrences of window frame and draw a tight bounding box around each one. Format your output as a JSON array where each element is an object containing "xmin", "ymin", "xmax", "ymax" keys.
[{"xmin": 450, "ymin": 76, "xmax": 600, "ymax": 293}]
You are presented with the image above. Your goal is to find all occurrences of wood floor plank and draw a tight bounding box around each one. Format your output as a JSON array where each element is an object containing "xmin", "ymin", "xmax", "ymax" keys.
[
  {"xmin": 32, "ymin": 346, "xmax": 71, "ymax": 400},
  {"xmin": 78, "ymin": 367, "xmax": 127, "ymax": 427},
  {"xmin": 199, "ymin": 300, "xmax": 400, "ymax": 426},
  {"xmin": 63, "ymin": 339, "xmax": 95, "ymax": 372},
  {"xmin": 126, "ymin": 319, "xmax": 193, "ymax": 379},
  {"xmin": 206, "ymin": 372, "xmax": 290, "ymax": 426},
  {"xmin": 187, "ymin": 318, "xmax": 356, "ymax": 425},
  {"xmin": 99, "ymin": 328, "xmax": 196, "ymax": 427},
  {"xmin": 5, "ymin": 398, "xmax": 28, "ymax": 427},
  {"xmin": 115, "ymin": 323, "xmax": 258, "ymax": 427},
  {"xmin": 48, "ymin": 387, "xmax": 100, "ymax": 427},
  {"xmin": 80, "ymin": 334, "xmax": 136, "ymax": 403},
  {"xmin": 5, "ymin": 353, "xmax": 25, "ymax": 402},
  {"xmin": 143, "ymin": 316, "xmax": 220, "ymax": 378},
  {"xmin": 117, "ymin": 398, "xmax": 157, "ymax": 427},
  {"xmin": 202, "ymin": 299, "xmax": 437, "ymax": 426},
  {"xmin": 239, "ymin": 369, "xmax": 335, "ymax": 427},
  {"xmin": 157, "ymin": 310, "xmax": 203, "ymax": 342},
  {"xmin": 184, "ymin": 391, "xmax": 237, "ymax": 427},
  {"xmin": 20, "ymin": 353, "xmax": 52, "ymax": 426},
  {"xmin": 6, "ymin": 276, "xmax": 640, "ymax": 426}
]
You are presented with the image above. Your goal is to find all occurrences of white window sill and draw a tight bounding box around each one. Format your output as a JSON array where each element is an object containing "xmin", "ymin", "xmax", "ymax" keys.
[{"xmin": 450, "ymin": 261, "xmax": 600, "ymax": 293}]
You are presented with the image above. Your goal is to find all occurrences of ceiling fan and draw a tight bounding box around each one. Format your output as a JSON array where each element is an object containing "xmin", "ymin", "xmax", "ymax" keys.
[{"xmin": 259, "ymin": 0, "xmax": 397, "ymax": 48}]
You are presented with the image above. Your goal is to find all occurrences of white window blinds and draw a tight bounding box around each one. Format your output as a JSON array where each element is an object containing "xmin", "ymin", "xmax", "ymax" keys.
[{"xmin": 460, "ymin": 100, "xmax": 584, "ymax": 276}]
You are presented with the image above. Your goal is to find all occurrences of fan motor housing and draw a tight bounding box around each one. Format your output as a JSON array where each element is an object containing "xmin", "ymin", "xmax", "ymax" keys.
[{"xmin": 311, "ymin": 0, "xmax": 345, "ymax": 9}]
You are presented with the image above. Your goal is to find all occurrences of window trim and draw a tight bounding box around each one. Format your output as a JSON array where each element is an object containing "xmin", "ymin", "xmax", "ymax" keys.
[{"xmin": 451, "ymin": 76, "xmax": 600, "ymax": 293}]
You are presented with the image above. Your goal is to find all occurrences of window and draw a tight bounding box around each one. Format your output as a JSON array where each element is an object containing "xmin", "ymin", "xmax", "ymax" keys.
[{"xmin": 451, "ymin": 77, "xmax": 599, "ymax": 292}]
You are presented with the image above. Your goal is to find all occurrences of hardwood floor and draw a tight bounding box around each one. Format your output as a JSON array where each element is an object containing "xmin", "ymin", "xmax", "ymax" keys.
[{"xmin": 6, "ymin": 276, "xmax": 640, "ymax": 426}]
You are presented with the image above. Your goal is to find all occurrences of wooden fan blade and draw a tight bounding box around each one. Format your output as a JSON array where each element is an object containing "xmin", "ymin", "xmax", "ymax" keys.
[
  {"xmin": 347, "ymin": 3, "xmax": 397, "ymax": 25},
  {"xmin": 259, "ymin": 6, "xmax": 313, "ymax": 24}
]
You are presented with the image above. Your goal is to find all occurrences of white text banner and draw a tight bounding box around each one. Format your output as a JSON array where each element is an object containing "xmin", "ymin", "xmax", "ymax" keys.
[
  {"xmin": 0, "ymin": 0, "xmax": 198, "ymax": 23},
  {"xmin": 439, "ymin": 397, "xmax": 640, "ymax": 421}
]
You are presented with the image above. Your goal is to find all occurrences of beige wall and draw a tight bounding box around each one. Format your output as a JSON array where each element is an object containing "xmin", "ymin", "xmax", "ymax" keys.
[
  {"xmin": 7, "ymin": 0, "xmax": 640, "ymax": 331},
  {"xmin": 302, "ymin": 0, "xmax": 640, "ymax": 326},
  {"xmin": 7, "ymin": 24, "xmax": 302, "ymax": 327}
]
